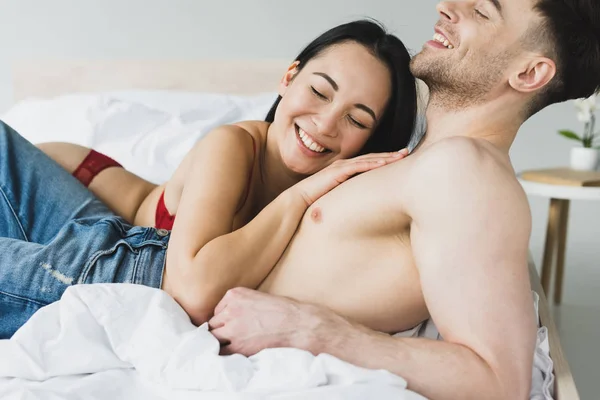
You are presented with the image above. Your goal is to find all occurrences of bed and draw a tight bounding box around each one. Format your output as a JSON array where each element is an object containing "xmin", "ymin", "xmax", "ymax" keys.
[
  {"xmin": 3, "ymin": 59, "xmax": 580, "ymax": 399},
  {"xmin": 527, "ymin": 253, "xmax": 580, "ymax": 399}
]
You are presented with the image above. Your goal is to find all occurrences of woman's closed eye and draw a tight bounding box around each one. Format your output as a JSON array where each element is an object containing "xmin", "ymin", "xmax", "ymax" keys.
[
  {"xmin": 348, "ymin": 115, "xmax": 368, "ymax": 129},
  {"xmin": 311, "ymin": 86, "xmax": 329, "ymax": 101},
  {"xmin": 309, "ymin": 85, "xmax": 370, "ymax": 129}
]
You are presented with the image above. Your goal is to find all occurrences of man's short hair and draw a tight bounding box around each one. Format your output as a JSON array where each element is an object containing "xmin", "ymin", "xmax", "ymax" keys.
[{"xmin": 528, "ymin": 0, "xmax": 600, "ymax": 114}]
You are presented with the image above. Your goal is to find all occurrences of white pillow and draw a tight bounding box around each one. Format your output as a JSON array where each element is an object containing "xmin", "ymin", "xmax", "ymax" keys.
[
  {"xmin": 102, "ymin": 90, "xmax": 276, "ymax": 117},
  {"xmin": 1, "ymin": 94, "xmax": 101, "ymax": 147},
  {"xmin": 1, "ymin": 91, "xmax": 278, "ymax": 184}
]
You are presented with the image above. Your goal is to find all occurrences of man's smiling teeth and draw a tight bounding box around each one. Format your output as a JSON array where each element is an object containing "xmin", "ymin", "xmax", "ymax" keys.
[
  {"xmin": 433, "ymin": 33, "xmax": 454, "ymax": 49},
  {"xmin": 298, "ymin": 127, "xmax": 327, "ymax": 153}
]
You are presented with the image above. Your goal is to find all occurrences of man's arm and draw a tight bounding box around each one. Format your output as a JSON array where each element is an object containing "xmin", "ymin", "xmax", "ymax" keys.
[
  {"xmin": 210, "ymin": 139, "xmax": 537, "ymax": 400},
  {"xmin": 397, "ymin": 139, "xmax": 537, "ymax": 399}
]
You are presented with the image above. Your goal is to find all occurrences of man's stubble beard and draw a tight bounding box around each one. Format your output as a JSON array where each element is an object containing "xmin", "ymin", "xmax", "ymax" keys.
[{"xmin": 410, "ymin": 49, "xmax": 510, "ymax": 111}]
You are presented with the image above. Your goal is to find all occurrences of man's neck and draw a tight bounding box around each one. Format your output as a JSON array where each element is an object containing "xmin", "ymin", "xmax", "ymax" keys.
[{"xmin": 419, "ymin": 95, "xmax": 524, "ymax": 153}]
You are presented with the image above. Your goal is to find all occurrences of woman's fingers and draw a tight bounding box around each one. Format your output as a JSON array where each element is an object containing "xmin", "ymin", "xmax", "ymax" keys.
[
  {"xmin": 344, "ymin": 148, "xmax": 409, "ymax": 165},
  {"xmin": 359, "ymin": 148, "xmax": 409, "ymax": 159},
  {"xmin": 339, "ymin": 150, "xmax": 408, "ymax": 172},
  {"xmin": 337, "ymin": 159, "xmax": 387, "ymax": 177}
]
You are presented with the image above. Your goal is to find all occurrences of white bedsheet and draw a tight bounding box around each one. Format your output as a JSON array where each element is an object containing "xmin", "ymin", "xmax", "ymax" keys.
[{"xmin": 0, "ymin": 284, "xmax": 425, "ymax": 400}]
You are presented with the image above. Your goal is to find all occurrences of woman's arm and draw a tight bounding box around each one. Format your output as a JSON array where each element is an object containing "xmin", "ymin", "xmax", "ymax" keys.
[
  {"xmin": 164, "ymin": 124, "xmax": 267, "ymax": 323},
  {"xmin": 165, "ymin": 125, "xmax": 405, "ymax": 325}
]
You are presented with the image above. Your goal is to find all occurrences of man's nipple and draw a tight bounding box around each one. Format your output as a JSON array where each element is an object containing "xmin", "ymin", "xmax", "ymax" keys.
[{"xmin": 310, "ymin": 206, "xmax": 322, "ymax": 223}]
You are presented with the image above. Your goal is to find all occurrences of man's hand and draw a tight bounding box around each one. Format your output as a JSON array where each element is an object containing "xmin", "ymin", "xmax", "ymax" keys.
[{"xmin": 208, "ymin": 287, "xmax": 354, "ymax": 356}]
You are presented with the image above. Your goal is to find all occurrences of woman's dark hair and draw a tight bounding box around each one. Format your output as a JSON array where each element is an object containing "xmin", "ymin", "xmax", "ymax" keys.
[{"xmin": 265, "ymin": 19, "xmax": 418, "ymax": 154}]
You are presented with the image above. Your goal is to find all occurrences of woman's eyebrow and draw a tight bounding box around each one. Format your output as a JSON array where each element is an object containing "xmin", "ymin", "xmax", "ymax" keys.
[
  {"xmin": 355, "ymin": 104, "xmax": 377, "ymax": 122},
  {"xmin": 313, "ymin": 72, "xmax": 339, "ymax": 91},
  {"xmin": 313, "ymin": 71, "xmax": 377, "ymax": 122}
]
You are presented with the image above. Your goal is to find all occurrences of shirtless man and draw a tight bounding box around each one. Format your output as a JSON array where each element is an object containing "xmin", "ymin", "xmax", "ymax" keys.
[
  {"xmin": 207, "ymin": 1, "xmax": 600, "ymax": 399},
  {"xmin": 1, "ymin": 0, "xmax": 599, "ymax": 399}
]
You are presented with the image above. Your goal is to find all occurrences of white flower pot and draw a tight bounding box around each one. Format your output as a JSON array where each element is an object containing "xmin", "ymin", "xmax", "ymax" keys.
[{"xmin": 570, "ymin": 147, "xmax": 599, "ymax": 171}]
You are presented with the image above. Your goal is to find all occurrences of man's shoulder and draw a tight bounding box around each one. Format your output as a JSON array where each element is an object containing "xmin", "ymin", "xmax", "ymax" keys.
[
  {"xmin": 410, "ymin": 137, "xmax": 514, "ymax": 184},
  {"xmin": 415, "ymin": 136, "xmax": 494, "ymax": 168},
  {"xmin": 406, "ymin": 137, "xmax": 530, "ymax": 219}
]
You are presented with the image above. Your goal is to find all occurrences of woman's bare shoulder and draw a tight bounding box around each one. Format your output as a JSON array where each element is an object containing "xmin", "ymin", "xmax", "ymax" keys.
[
  {"xmin": 169, "ymin": 123, "xmax": 262, "ymax": 187},
  {"xmin": 232, "ymin": 120, "xmax": 270, "ymax": 148}
]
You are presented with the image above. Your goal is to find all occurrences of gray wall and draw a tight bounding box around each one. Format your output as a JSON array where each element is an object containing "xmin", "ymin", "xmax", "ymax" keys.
[{"xmin": 0, "ymin": 0, "xmax": 598, "ymax": 297}]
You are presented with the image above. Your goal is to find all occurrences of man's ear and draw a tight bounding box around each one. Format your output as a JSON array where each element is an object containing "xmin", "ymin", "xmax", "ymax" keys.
[
  {"xmin": 278, "ymin": 61, "xmax": 301, "ymax": 97},
  {"xmin": 509, "ymin": 56, "xmax": 556, "ymax": 94}
]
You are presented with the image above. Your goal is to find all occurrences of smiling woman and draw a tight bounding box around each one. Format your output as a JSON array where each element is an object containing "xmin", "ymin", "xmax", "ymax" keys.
[
  {"xmin": 266, "ymin": 20, "xmax": 418, "ymax": 157},
  {"xmin": 268, "ymin": 41, "xmax": 396, "ymax": 175},
  {"xmin": 2, "ymin": 19, "xmax": 419, "ymax": 338}
]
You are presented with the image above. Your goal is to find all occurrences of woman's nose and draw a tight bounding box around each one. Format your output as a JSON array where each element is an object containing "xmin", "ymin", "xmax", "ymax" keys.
[{"xmin": 312, "ymin": 109, "xmax": 340, "ymax": 138}]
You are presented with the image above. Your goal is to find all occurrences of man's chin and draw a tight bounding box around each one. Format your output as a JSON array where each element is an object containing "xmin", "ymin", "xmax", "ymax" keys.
[
  {"xmin": 410, "ymin": 54, "xmax": 450, "ymax": 87},
  {"xmin": 409, "ymin": 57, "xmax": 432, "ymax": 83}
]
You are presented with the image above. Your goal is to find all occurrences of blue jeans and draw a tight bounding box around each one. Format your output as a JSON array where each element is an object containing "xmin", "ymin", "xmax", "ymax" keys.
[{"xmin": 0, "ymin": 121, "xmax": 169, "ymax": 338}]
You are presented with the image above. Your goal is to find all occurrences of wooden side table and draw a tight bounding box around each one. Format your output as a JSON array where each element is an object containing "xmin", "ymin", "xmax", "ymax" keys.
[{"xmin": 518, "ymin": 168, "xmax": 600, "ymax": 304}]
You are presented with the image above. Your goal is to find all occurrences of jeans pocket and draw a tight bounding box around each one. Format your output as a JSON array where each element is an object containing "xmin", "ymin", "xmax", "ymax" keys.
[{"xmin": 78, "ymin": 240, "xmax": 140, "ymax": 284}]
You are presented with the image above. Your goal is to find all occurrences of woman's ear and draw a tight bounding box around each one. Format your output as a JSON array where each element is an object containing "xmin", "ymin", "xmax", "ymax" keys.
[
  {"xmin": 509, "ymin": 56, "xmax": 556, "ymax": 94},
  {"xmin": 278, "ymin": 61, "xmax": 301, "ymax": 96}
]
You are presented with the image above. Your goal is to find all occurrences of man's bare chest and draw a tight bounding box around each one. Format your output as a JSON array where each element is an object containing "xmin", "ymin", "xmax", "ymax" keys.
[{"xmin": 303, "ymin": 164, "xmax": 412, "ymax": 238}]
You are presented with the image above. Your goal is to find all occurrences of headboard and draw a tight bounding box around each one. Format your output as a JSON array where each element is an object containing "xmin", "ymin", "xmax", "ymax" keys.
[
  {"xmin": 11, "ymin": 60, "xmax": 291, "ymax": 101},
  {"xmin": 11, "ymin": 59, "xmax": 430, "ymax": 112}
]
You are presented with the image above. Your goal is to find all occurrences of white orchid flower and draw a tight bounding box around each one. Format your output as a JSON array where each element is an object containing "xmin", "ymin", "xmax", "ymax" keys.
[
  {"xmin": 584, "ymin": 94, "xmax": 597, "ymax": 112},
  {"xmin": 562, "ymin": 93, "xmax": 599, "ymax": 146},
  {"xmin": 575, "ymin": 94, "xmax": 597, "ymax": 111},
  {"xmin": 577, "ymin": 110, "xmax": 592, "ymax": 123},
  {"xmin": 574, "ymin": 94, "xmax": 597, "ymax": 124}
]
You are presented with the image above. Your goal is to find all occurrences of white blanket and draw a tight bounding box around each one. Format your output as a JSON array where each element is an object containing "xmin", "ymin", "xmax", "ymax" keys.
[{"xmin": 0, "ymin": 284, "xmax": 425, "ymax": 400}]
